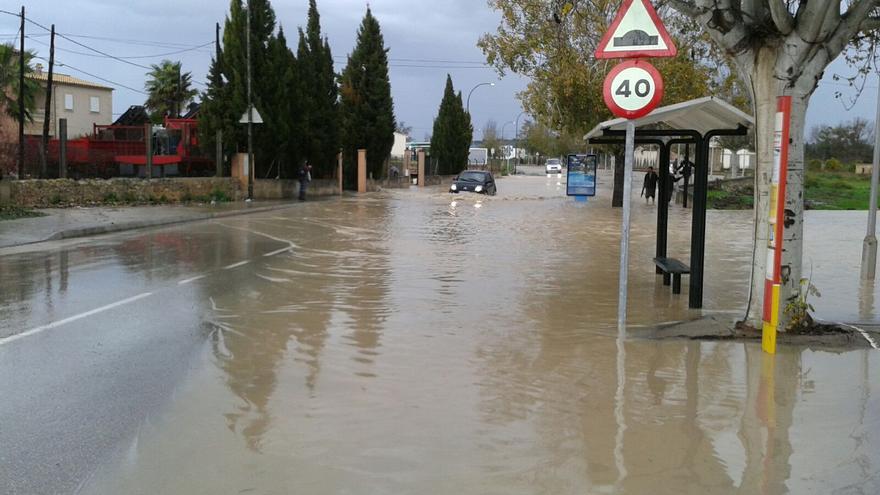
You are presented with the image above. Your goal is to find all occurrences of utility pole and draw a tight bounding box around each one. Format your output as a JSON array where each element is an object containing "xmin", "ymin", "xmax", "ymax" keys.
[
  {"xmin": 40, "ymin": 24, "xmax": 55, "ymax": 179},
  {"xmin": 215, "ymin": 22, "xmax": 221, "ymax": 62},
  {"xmin": 246, "ymin": 0, "xmax": 254, "ymax": 200},
  {"xmin": 18, "ymin": 6, "xmax": 25, "ymax": 178},
  {"xmin": 861, "ymin": 81, "xmax": 880, "ymax": 280}
]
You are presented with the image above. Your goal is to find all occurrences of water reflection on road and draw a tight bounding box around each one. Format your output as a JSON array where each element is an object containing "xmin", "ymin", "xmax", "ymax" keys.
[{"xmin": 72, "ymin": 175, "xmax": 877, "ymax": 494}]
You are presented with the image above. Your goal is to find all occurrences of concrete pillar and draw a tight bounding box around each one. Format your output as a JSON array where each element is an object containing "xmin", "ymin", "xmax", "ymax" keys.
[
  {"xmin": 145, "ymin": 123, "xmax": 153, "ymax": 180},
  {"xmin": 231, "ymin": 153, "xmax": 249, "ymax": 196},
  {"xmin": 403, "ymin": 151, "xmax": 411, "ymax": 177},
  {"xmin": 59, "ymin": 118, "xmax": 67, "ymax": 179},
  {"xmin": 337, "ymin": 152, "xmax": 343, "ymax": 195},
  {"xmin": 357, "ymin": 149, "xmax": 367, "ymax": 193},
  {"xmin": 417, "ymin": 150, "xmax": 426, "ymax": 188},
  {"xmin": 215, "ymin": 130, "xmax": 223, "ymax": 177}
]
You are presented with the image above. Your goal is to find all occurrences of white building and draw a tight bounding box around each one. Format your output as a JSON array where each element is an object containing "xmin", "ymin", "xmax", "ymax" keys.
[{"xmin": 391, "ymin": 132, "xmax": 408, "ymax": 158}]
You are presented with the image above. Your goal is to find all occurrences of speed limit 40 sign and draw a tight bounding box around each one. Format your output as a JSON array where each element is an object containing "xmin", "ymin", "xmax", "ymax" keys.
[{"xmin": 603, "ymin": 60, "xmax": 664, "ymax": 119}]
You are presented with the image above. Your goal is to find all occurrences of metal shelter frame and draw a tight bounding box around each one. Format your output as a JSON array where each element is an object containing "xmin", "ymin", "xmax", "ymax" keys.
[{"xmin": 585, "ymin": 97, "xmax": 753, "ymax": 309}]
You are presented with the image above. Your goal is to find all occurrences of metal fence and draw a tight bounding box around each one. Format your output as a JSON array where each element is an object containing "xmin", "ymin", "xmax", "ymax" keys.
[{"xmin": 2, "ymin": 122, "xmax": 215, "ymax": 180}]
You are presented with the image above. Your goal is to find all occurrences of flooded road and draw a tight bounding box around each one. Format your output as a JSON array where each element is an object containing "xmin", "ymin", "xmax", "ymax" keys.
[{"xmin": 1, "ymin": 173, "xmax": 877, "ymax": 493}]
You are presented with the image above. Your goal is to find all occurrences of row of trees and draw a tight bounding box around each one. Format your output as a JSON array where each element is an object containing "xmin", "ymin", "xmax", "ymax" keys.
[
  {"xmin": 806, "ymin": 118, "xmax": 874, "ymax": 166},
  {"xmin": 199, "ymin": 0, "xmax": 394, "ymax": 182}
]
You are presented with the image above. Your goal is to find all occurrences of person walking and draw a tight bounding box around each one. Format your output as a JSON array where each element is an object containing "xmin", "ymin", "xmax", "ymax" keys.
[
  {"xmin": 298, "ymin": 162, "xmax": 312, "ymax": 201},
  {"xmin": 641, "ymin": 166, "xmax": 659, "ymax": 204},
  {"xmin": 665, "ymin": 166, "xmax": 682, "ymax": 205}
]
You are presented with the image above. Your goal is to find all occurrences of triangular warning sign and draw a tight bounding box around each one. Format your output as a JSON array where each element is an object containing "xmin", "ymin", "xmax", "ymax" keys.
[
  {"xmin": 239, "ymin": 105, "xmax": 264, "ymax": 124},
  {"xmin": 594, "ymin": 0, "xmax": 677, "ymax": 59}
]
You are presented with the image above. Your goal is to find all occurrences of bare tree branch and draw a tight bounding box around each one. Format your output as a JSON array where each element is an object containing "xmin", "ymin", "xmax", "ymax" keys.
[
  {"xmin": 828, "ymin": 0, "xmax": 880, "ymax": 53},
  {"xmin": 860, "ymin": 15, "xmax": 880, "ymax": 31},
  {"xmin": 664, "ymin": 0, "xmax": 703, "ymax": 18},
  {"xmin": 768, "ymin": 0, "xmax": 795, "ymax": 34},
  {"xmin": 797, "ymin": 0, "xmax": 840, "ymax": 42},
  {"xmin": 743, "ymin": 0, "xmax": 770, "ymax": 27}
]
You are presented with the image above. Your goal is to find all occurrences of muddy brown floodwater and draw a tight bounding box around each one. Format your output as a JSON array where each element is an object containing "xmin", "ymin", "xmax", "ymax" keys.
[{"xmin": 81, "ymin": 173, "xmax": 878, "ymax": 494}]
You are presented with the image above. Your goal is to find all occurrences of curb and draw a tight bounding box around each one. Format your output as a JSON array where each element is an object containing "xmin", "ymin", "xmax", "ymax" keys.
[{"xmin": 17, "ymin": 202, "xmax": 302, "ymax": 248}]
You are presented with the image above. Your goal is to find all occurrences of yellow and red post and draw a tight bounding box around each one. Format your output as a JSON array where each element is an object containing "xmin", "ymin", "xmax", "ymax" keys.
[{"xmin": 762, "ymin": 97, "xmax": 791, "ymax": 355}]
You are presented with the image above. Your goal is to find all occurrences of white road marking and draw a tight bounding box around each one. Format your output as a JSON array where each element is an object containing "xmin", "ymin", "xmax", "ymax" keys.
[
  {"xmin": 177, "ymin": 275, "xmax": 206, "ymax": 285},
  {"xmin": 839, "ymin": 323, "xmax": 880, "ymax": 350},
  {"xmin": 223, "ymin": 260, "xmax": 250, "ymax": 270},
  {"xmin": 217, "ymin": 223, "xmax": 298, "ymax": 250},
  {"xmin": 0, "ymin": 292, "xmax": 154, "ymax": 347},
  {"xmin": 264, "ymin": 247, "xmax": 293, "ymax": 258}
]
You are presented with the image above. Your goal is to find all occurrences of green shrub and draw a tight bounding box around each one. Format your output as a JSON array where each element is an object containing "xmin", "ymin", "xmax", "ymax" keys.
[
  {"xmin": 103, "ymin": 192, "xmax": 119, "ymax": 203},
  {"xmin": 210, "ymin": 188, "xmax": 231, "ymax": 202},
  {"xmin": 807, "ymin": 159, "xmax": 823, "ymax": 171},
  {"xmin": 49, "ymin": 194, "xmax": 63, "ymax": 205},
  {"xmin": 825, "ymin": 158, "xmax": 844, "ymax": 171},
  {"xmin": 122, "ymin": 192, "xmax": 138, "ymax": 203}
]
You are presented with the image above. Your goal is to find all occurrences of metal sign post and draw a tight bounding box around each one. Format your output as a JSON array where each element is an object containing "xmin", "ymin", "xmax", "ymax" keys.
[
  {"xmin": 618, "ymin": 120, "xmax": 636, "ymax": 332},
  {"xmin": 602, "ymin": 60, "xmax": 664, "ymax": 333}
]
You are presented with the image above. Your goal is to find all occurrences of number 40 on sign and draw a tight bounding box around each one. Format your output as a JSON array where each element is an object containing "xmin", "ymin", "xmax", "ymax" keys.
[{"xmin": 602, "ymin": 59, "xmax": 664, "ymax": 120}]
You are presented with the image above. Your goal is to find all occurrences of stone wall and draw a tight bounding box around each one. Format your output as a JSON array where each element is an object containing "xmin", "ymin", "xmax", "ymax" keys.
[
  {"xmin": 253, "ymin": 179, "xmax": 340, "ymax": 200},
  {"xmin": 366, "ymin": 176, "xmax": 409, "ymax": 191},
  {"xmin": 2, "ymin": 177, "xmax": 241, "ymax": 208}
]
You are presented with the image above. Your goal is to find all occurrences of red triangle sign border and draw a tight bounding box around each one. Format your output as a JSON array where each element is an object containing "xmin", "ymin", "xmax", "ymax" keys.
[{"xmin": 594, "ymin": 0, "xmax": 678, "ymax": 59}]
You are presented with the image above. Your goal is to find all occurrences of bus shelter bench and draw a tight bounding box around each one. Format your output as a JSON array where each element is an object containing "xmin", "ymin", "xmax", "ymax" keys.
[{"xmin": 653, "ymin": 257, "xmax": 690, "ymax": 295}]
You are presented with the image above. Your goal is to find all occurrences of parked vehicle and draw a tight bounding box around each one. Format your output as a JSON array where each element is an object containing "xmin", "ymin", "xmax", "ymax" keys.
[
  {"xmin": 545, "ymin": 158, "xmax": 563, "ymax": 174},
  {"xmin": 450, "ymin": 170, "xmax": 497, "ymax": 196}
]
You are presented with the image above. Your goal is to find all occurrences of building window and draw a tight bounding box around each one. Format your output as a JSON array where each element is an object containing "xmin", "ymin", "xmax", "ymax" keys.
[
  {"xmin": 90, "ymin": 96, "xmax": 100, "ymax": 113},
  {"xmin": 64, "ymin": 94, "xmax": 74, "ymax": 111}
]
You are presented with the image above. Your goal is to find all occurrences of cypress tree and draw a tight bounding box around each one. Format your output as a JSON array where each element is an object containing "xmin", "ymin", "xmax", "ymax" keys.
[
  {"xmin": 431, "ymin": 75, "xmax": 472, "ymax": 175},
  {"xmin": 199, "ymin": 49, "xmax": 237, "ymax": 174},
  {"xmin": 203, "ymin": 0, "xmax": 291, "ymax": 179},
  {"xmin": 297, "ymin": 0, "xmax": 339, "ymax": 178},
  {"xmin": 339, "ymin": 7, "xmax": 395, "ymax": 185}
]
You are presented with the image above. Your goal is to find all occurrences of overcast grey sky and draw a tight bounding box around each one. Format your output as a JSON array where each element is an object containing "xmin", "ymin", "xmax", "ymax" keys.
[{"xmin": 0, "ymin": 0, "xmax": 876, "ymax": 138}]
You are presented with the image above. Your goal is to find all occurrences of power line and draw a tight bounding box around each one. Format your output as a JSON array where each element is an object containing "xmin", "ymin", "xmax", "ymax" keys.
[
  {"xmin": 27, "ymin": 36, "xmax": 213, "ymax": 60},
  {"xmin": 32, "ymin": 54, "xmax": 147, "ymax": 95},
  {"xmin": 57, "ymin": 33, "xmax": 211, "ymax": 50}
]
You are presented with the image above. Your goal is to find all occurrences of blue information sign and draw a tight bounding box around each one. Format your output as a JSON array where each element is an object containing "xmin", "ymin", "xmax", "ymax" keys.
[{"xmin": 566, "ymin": 154, "xmax": 598, "ymax": 197}]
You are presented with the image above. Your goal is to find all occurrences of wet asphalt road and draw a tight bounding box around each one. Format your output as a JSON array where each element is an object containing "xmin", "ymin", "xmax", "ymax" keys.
[
  {"xmin": 0, "ymin": 216, "xmax": 297, "ymax": 494},
  {"xmin": 1, "ymin": 177, "xmax": 878, "ymax": 494}
]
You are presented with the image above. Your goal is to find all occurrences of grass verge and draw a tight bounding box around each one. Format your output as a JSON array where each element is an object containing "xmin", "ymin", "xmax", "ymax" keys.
[{"xmin": 0, "ymin": 205, "xmax": 46, "ymax": 221}]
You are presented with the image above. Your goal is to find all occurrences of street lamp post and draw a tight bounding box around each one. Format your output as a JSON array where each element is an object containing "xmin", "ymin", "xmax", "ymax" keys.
[
  {"xmin": 514, "ymin": 111, "xmax": 527, "ymax": 175},
  {"xmin": 466, "ymin": 82, "xmax": 495, "ymax": 113},
  {"xmin": 861, "ymin": 81, "xmax": 880, "ymax": 280},
  {"xmin": 501, "ymin": 121, "xmax": 513, "ymax": 172}
]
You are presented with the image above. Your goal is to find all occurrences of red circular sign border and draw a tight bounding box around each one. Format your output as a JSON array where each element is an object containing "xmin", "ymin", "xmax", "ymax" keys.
[{"xmin": 603, "ymin": 60, "xmax": 664, "ymax": 120}]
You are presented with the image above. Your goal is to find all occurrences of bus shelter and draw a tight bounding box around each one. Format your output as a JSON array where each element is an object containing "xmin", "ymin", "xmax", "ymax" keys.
[{"xmin": 584, "ymin": 97, "xmax": 754, "ymax": 309}]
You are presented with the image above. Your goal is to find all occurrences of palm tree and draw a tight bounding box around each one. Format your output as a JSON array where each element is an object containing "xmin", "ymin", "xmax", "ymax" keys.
[
  {"xmin": 0, "ymin": 43, "xmax": 39, "ymax": 122},
  {"xmin": 144, "ymin": 60, "xmax": 197, "ymax": 123}
]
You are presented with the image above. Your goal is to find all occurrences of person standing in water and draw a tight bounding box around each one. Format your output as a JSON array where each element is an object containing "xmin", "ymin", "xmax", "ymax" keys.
[
  {"xmin": 641, "ymin": 166, "xmax": 659, "ymax": 204},
  {"xmin": 298, "ymin": 162, "xmax": 312, "ymax": 201}
]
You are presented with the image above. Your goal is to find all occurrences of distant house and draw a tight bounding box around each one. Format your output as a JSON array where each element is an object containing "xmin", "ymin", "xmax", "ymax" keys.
[
  {"xmin": 856, "ymin": 163, "xmax": 872, "ymax": 175},
  {"xmin": 25, "ymin": 66, "xmax": 113, "ymax": 139}
]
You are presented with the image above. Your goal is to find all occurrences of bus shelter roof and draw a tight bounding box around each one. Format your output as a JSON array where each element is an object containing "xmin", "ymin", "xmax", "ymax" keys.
[{"xmin": 584, "ymin": 96, "xmax": 754, "ymax": 140}]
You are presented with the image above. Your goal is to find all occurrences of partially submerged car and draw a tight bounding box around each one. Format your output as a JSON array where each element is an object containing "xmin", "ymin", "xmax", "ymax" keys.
[{"xmin": 450, "ymin": 170, "xmax": 497, "ymax": 196}]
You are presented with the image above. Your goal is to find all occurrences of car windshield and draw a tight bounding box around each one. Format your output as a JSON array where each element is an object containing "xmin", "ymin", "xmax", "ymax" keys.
[
  {"xmin": 458, "ymin": 172, "xmax": 487, "ymax": 182},
  {"xmin": 547, "ymin": 159, "xmax": 560, "ymax": 165}
]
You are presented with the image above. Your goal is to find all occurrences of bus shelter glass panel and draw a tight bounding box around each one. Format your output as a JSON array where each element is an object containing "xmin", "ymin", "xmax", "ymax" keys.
[{"xmin": 567, "ymin": 154, "xmax": 598, "ymax": 196}]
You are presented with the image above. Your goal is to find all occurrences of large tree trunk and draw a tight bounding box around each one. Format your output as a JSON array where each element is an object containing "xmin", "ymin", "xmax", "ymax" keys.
[{"xmin": 747, "ymin": 47, "xmax": 811, "ymax": 329}]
